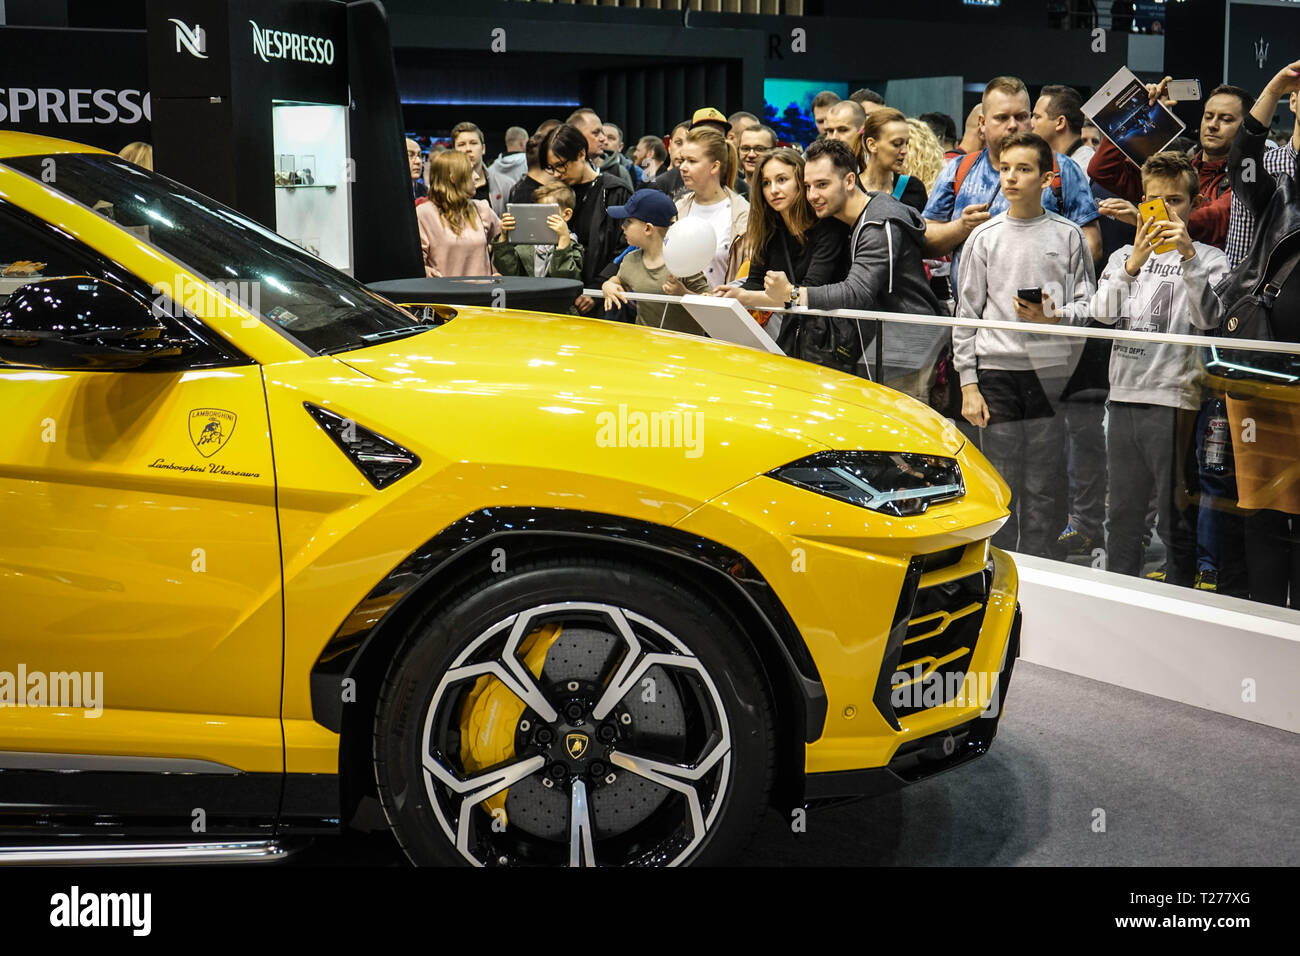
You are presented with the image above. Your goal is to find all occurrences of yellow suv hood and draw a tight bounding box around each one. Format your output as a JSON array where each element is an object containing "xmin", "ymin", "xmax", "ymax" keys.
[{"xmin": 337, "ymin": 308, "xmax": 966, "ymax": 460}]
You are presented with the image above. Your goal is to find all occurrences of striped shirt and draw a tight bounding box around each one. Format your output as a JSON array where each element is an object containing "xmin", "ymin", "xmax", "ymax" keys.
[{"xmin": 1226, "ymin": 140, "xmax": 1298, "ymax": 267}]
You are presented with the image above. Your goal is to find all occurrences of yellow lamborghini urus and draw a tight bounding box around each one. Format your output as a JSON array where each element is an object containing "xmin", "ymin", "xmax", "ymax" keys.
[{"xmin": 0, "ymin": 133, "xmax": 1019, "ymax": 867}]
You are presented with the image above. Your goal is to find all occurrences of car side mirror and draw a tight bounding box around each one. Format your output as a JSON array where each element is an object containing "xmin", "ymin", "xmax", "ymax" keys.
[{"xmin": 0, "ymin": 277, "xmax": 185, "ymax": 370}]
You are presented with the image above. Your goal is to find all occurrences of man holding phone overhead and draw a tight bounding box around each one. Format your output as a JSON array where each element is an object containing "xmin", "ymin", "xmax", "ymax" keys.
[{"xmin": 1089, "ymin": 75, "xmax": 1253, "ymax": 250}]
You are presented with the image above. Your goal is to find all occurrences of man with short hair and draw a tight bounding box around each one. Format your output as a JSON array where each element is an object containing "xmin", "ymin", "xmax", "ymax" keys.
[
  {"xmin": 923, "ymin": 75, "xmax": 1102, "ymax": 294},
  {"xmin": 728, "ymin": 110, "xmax": 760, "ymax": 145},
  {"xmin": 602, "ymin": 121, "xmax": 642, "ymax": 186},
  {"xmin": 1032, "ymin": 84, "xmax": 1094, "ymax": 183},
  {"xmin": 488, "ymin": 125, "xmax": 529, "ymax": 194},
  {"xmin": 567, "ymin": 107, "xmax": 633, "ymax": 190},
  {"xmin": 823, "ymin": 100, "xmax": 866, "ymax": 144},
  {"xmin": 602, "ymin": 123, "xmax": 624, "ymax": 156},
  {"xmin": 667, "ymin": 121, "xmax": 690, "ymax": 168},
  {"xmin": 738, "ymin": 125, "xmax": 778, "ymax": 191},
  {"xmin": 633, "ymin": 135, "xmax": 668, "ymax": 181},
  {"xmin": 1089, "ymin": 78, "xmax": 1252, "ymax": 249},
  {"xmin": 765, "ymin": 138, "xmax": 940, "ymax": 331},
  {"xmin": 451, "ymin": 121, "xmax": 513, "ymax": 213},
  {"xmin": 956, "ymin": 103, "xmax": 984, "ymax": 156},
  {"xmin": 920, "ymin": 111, "xmax": 958, "ymax": 153},
  {"xmin": 811, "ymin": 91, "xmax": 842, "ymax": 137},
  {"xmin": 406, "ymin": 137, "xmax": 425, "ymax": 201},
  {"xmin": 850, "ymin": 88, "xmax": 885, "ymax": 114}
]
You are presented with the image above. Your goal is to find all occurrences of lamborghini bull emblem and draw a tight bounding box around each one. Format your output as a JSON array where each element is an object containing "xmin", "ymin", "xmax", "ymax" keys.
[
  {"xmin": 189, "ymin": 408, "xmax": 237, "ymax": 457},
  {"xmin": 565, "ymin": 733, "xmax": 589, "ymax": 759}
]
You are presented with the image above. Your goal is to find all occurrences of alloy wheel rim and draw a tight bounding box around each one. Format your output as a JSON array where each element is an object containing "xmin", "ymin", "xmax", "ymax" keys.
[{"xmin": 419, "ymin": 601, "xmax": 732, "ymax": 866}]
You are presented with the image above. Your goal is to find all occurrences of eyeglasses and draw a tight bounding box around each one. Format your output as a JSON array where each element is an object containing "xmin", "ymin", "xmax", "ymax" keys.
[
  {"xmin": 738, "ymin": 145, "xmax": 767, "ymax": 154},
  {"xmin": 543, "ymin": 159, "xmax": 573, "ymax": 175}
]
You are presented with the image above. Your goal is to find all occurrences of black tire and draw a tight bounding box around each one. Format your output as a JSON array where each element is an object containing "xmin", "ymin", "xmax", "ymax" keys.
[{"xmin": 372, "ymin": 556, "xmax": 775, "ymax": 866}]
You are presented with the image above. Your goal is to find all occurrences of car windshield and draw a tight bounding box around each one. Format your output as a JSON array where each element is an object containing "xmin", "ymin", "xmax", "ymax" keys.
[{"xmin": 1, "ymin": 153, "xmax": 425, "ymax": 355}]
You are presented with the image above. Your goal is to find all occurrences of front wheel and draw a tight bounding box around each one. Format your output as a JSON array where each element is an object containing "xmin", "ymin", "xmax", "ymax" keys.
[{"xmin": 372, "ymin": 558, "xmax": 775, "ymax": 866}]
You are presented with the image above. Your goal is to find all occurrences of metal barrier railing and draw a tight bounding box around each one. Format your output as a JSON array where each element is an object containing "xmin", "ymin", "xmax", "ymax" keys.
[{"xmin": 581, "ymin": 286, "xmax": 1300, "ymax": 383}]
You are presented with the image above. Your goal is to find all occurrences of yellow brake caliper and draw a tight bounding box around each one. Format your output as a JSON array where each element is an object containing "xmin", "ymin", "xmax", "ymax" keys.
[{"xmin": 457, "ymin": 622, "xmax": 563, "ymax": 825}]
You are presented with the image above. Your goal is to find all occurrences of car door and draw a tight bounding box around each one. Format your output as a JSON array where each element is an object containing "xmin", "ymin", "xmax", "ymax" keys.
[{"xmin": 0, "ymin": 199, "xmax": 284, "ymax": 833}]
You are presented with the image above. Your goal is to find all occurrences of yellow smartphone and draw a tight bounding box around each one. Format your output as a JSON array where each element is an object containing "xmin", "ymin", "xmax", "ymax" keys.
[{"xmin": 1138, "ymin": 197, "xmax": 1177, "ymax": 254}]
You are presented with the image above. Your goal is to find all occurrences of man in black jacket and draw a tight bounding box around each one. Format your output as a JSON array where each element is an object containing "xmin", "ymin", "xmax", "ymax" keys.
[
  {"xmin": 765, "ymin": 139, "xmax": 941, "ymax": 318},
  {"xmin": 1226, "ymin": 58, "xmax": 1300, "ymax": 266}
]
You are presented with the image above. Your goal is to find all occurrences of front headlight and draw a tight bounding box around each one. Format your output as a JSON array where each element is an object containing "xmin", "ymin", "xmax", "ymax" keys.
[{"xmin": 768, "ymin": 451, "xmax": 964, "ymax": 517}]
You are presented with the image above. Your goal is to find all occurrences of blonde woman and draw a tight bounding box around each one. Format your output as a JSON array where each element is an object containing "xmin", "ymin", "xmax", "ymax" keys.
[
  {"xmin": 851, "ymin": 107, "xmax": 928, "ymax": 213},
  {"xmin": 674, "ymin": 127, "xmax": 749, "ymax": 287},
  {"xmin": 416, "ymin": 150, "xmax": 501, "ymax": 277},
  {"xmin": 902, "ymin": 117, "xmax": 944, "ymax": 194},
  {"xmin": 119, "ymin": 142, "xmax": 153, "ymax": 170}
]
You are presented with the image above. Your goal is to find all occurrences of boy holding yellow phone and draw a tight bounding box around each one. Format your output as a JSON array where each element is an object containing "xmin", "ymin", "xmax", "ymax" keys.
[{"xmin": 1063, "ymin": 151, "xmax": 1230, "ymax": 585}]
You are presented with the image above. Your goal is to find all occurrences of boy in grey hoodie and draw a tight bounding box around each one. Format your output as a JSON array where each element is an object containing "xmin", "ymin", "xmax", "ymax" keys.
[
  {"xmin": 763, "ymin": 138, "xmax": 941, "ymax": 373},
  {"xmin": 955, "ymin": 131, "xmax": 1095, "ymax": 559},
  {"xmin": 1060, "ymin": 151, "xmax": 1229, "ymax": 583}
]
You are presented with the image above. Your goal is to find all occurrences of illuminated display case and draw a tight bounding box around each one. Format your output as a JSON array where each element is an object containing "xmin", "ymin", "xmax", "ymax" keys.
[{"xmin": 272, "ymin": 101, "xmax": 352, "ymax": 272}]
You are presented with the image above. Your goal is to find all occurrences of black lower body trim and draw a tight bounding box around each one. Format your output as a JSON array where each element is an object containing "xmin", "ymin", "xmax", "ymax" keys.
[{"xmin": 0, "ymin": 769, "xmax": 342, "ymax": 839}]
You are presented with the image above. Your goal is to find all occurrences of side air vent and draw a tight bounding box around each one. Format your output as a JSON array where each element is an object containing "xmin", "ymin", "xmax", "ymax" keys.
[{"xmin": 303, "ymin": 403, "xmax": 421, "ymax": 490}]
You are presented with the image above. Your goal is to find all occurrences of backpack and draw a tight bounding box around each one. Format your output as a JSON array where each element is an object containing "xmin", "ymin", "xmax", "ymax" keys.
[
  {"xmin": 1202, "ymin": 231, "xmax": 1300, "ymax": 386},
  {"xmin": 952, "ymin": 148, "xmax": 1063, "ymax": 208}
]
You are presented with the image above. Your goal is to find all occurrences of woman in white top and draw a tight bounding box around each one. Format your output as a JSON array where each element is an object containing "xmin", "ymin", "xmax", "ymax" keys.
[{"xmin": 674, "ymin": 127, "xmax": 750, "ymax": 288}]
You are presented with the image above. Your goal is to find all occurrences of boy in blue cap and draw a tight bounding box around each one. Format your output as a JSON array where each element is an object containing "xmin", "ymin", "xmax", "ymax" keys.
[{"xmin": 601, "ymin": 189, "xmax": 709, "ymax": 333}]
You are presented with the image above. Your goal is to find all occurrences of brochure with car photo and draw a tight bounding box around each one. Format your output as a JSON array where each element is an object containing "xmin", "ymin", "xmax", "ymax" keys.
[{"xmin": 1083, "ymin": 66, "xmax": 1185, "ymax": 168}]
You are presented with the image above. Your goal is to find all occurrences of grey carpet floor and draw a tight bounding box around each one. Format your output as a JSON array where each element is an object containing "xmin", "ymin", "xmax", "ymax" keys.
[{"xmin": 740, "ymin": 660, "xmax": 1300, "ymax": 866}]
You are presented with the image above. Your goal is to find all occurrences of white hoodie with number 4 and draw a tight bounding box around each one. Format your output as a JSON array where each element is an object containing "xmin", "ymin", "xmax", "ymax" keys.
[{"xmin": 1059, "ymin": 242, "xmax": 1229, "ymax": 411}]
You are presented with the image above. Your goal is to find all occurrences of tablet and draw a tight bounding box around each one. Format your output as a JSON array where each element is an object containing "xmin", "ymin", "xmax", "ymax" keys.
[
  {"xmin": 1083, "ymin": 67, "xmax": 1185, "ymax": 168},
  {"xmin": 506, "ymin": 203, "xmax": 562, "ymax": 245}
]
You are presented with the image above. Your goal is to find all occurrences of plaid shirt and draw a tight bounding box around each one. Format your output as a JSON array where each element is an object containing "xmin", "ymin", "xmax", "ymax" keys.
[{"xmin": 1226, "ymin": 141, "xmax": 1298, "ymax": 267}]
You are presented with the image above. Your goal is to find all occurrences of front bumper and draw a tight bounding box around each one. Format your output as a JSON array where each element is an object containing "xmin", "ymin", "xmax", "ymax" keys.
[{"xmin": 804, "ymin": 604, "xmax": 1021, "ymax": 800}]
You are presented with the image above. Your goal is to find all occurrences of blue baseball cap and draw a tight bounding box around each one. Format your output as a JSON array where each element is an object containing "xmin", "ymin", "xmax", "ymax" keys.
[{"xmin": 607, "ymin": 189, "xmax": 677, "ymax": 228}]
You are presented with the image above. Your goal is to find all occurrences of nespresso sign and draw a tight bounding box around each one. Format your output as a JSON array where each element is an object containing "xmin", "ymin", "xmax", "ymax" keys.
[
  {"xmin": 249, "ymin": 20, "xmax": 335, "ymax": 65},
  {"xmin": 0, "ymin": 88, "xmax": 150, "ymax": 125}
]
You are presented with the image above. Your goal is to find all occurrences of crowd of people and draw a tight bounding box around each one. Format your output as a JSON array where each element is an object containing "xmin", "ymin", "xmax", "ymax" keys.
[{"xmin": 402, "ymin": 60, "xmax": 1300, "ymax": 608}]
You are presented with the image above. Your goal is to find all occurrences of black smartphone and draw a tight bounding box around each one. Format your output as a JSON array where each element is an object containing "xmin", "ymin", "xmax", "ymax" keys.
[{"xmin": 1017, "ymin": 288, "xmax": 1043, "ymax": 304}]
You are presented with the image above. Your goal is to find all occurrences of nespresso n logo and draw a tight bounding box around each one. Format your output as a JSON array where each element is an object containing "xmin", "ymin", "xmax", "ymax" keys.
[
  {"xmin": 249, "ymin": 20, "xmax": 335, "ymax": 65},
  {"xmin": 168, "ymin": 18, "xmax": 208, "ymax": 59}
]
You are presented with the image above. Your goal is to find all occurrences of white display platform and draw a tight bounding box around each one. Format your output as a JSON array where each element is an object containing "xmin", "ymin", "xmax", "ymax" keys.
[{"xmin": 1012, "ymin": 552, "xmax": 1300, "ymax": 734}]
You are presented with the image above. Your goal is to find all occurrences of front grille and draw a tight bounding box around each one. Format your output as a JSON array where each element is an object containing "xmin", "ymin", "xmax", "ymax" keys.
[
  {"xmin": 918, "ymin": 544, "xmax": 965, "ymax": 574},
  {"xmin": 874, "ymin": 549, "xmax": 993, "ymax": 727},
  {"xmin": 892, "ymin": 564, "xmax": 991, "ymax": 718}
]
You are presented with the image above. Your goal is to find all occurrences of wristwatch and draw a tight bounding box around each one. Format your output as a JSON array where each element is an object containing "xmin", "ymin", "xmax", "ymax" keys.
[{"xmin": 786, "ymin": 284, "xmax": 802, "ymax": 309}]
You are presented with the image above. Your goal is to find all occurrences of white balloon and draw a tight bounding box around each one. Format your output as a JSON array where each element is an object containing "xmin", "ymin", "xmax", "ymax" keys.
[{"xmin": 662, "ymin": 218, "xmax": 717, "ymax": 278}]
